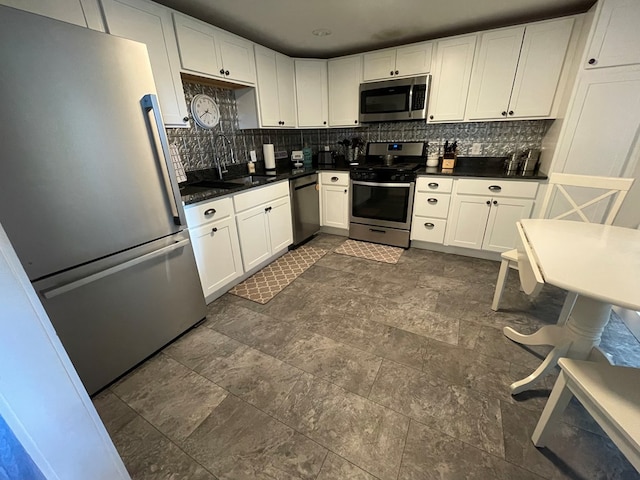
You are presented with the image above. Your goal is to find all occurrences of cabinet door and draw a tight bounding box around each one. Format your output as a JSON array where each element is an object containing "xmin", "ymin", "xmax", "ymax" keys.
[
  {"xmin": 173, "ymin": 13, "xmax": 220, "ymax": 77},
  {"xmin": 509, "ymin": 18, "xmax": 574, "ymax": 118},
  {"xmin": 362, "ymin": 49, "xmax": 397, "ymax": 81},
  {"xmin": 276, "ymin": 53, "xmax": 297, "ymax": 127},
  {"xmin": 255, "ymin": 46, "xmax": 281, "ymax": 127},
  {"xmin": 321, "ymin": 185, "xmax": 349, "ymax": 229},
  {"xmin": 585, "ymin": 0, "xmax": 640, "ymax": 69},
  {"xmin": 466, "ymin": 27, "xmax": 524, "ymax": 120},
  {"xmin": 236, "ymin": 205, "xmax": 271, "ymax": 271},
  {"xmin": 554, "ymin": 68, "xmax": 640, "ymax": 178},
  {"xmin": 295, "ymin": 60, "xmax": 329, "ymax": 127},
  {"xmin": 444, "ymin": 195, "xmax": 490, "ymax": 249},
  {"xmin": 101, "ymin": 0, "xmax": 188, "ymax": 127},
  {"xmin": 267, "ymin": 196, "xmax": 293, "ymax": 253},
  {"xmin": 328, "ymin": 55, "xmax": 362, "ymax": 127},
  {"xmin": 191, "ymin": 217, "xmax": 243, "ymax": 297},
  {"xmin": 482, "ymin": 198, "xmax": 533, "ymax": 252},
  {"xmin": 0, "ymin": 0, "xmax": 97, "ymax": 28},
  {"xmin": 217, "ymin": 30, "xmax": 255, "ymax": 84},
  {"xmin": 395, "ymin": 42, "xmax": 433, "ymax": 77},
  {"xmin": 428, "ymin": 35, "xmax": 477, "ymax": 123}
]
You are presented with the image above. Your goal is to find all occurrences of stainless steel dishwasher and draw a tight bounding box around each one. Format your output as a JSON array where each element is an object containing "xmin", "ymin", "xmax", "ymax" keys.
[{"xmin": 289, "ymin": 173, "xmax": 320, "ymax": 246}]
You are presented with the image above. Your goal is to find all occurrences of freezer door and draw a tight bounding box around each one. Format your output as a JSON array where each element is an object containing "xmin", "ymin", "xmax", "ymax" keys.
[
  {"xmin": 32, "ymin": 232, "xmax": 206, "ymax": 395},
  {"xmin": 0, "ymin": 7, "xmax": 186, "ymax": 280}
]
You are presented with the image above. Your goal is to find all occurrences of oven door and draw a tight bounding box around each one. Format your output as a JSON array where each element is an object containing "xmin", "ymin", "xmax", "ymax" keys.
[{"xmin": 350, "ymin": 181, "xmax": 415, "ymax": 230}]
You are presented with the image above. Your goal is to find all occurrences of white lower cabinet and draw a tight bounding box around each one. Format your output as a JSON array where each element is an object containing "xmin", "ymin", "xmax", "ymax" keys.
[
  {"xmin": 185, "ymin": 197, "xmax": 243, "ymax": 299},
  {"xmin": 411, "ymin": 177, "xmax": 453, "ymax": 244},
  {"xmin": 444, "ymin": 179, "xmax": 537, "ymax": 252},
  {"xmin": 234, "ymin": 182, "xmax": 293, "ymax": 271},
  {"xmin": 319, "ymin": 172, "xmax": 350, "ymax": 230}
]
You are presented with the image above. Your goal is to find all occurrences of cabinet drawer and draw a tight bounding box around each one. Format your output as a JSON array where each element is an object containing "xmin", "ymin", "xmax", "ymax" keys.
[
  {"xmin": 455, "ymin": 178, "xmax": 538, "ymax": 198},
  {"xmin": 320, "ymin": 171, "xmax": 349, "ymax": 186},
  {"xmin": 185, "ymin": 197, "xmax": 233, "ymax": 227},
  {"xmin": 233, "ymin": 181, "xmax": 289, "ymax": 213},
  {"xmin": 413, "ymin": 192, "xmax": 450, "ymax": 219},
  {"xmin": 411, "ymin": 217, "xmax": 447, "ymax": 244},
  {"xmin": 416, "ymin": 177, "xmax": 453, "ymax": 193}
]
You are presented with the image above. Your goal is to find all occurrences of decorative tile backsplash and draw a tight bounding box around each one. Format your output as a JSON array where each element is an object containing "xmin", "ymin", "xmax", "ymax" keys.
[{"xmin": 167, "ymin": 79, "xmax": 552, "ymax": 172}]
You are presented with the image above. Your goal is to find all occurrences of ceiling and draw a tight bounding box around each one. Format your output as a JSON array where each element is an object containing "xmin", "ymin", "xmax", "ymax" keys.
[{"xmin": 154, "ymin": 0, "xmax": 596, "ymax": 58}]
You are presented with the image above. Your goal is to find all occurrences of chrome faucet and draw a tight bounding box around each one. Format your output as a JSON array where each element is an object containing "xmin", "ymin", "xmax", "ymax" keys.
[{"xmin": 212, "ymin": 134, "xmax": 235, "ymax": 179}]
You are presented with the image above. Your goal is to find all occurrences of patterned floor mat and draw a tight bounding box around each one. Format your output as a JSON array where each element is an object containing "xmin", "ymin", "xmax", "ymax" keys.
[
  {"xmin": 229, "ymin": 245, "xmax": 327, "ymax": 304},
  {"xmin": 334, "ymin": 239, "xmax": 404, "ymax": 264}
]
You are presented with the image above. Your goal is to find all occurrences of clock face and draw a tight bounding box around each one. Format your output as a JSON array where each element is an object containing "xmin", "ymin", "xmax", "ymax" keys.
[{"xmin": 191, "ymin": 94, "xmax": 220, "ymax": 129}]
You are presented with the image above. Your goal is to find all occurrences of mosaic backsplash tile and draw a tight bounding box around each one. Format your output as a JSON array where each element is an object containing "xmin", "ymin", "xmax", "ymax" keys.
[{"xmin": 167, "ymin": 79, "xmax": 552, "ymax": 173}]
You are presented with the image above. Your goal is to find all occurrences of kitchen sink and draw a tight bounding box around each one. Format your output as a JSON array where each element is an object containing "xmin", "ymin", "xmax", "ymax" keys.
[
  {"xmin": 224, "ymin": 175, "xmax": 279, "ymax": 185},
  {"xmin": 186, "ymin": 180, "xmax": 239, "ymax": 189}
]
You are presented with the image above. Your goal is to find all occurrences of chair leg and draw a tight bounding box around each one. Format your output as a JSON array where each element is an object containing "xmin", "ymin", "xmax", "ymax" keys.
[
  {"xmin": 491, "ymin": 259, "xmax": 511, "ymax": 311},
  {"xmin": 556, "ymin": 291, "xmax": 578, "ymax": 326},
  {"xmin": 531, "ymin": 371, "xmax": 574, "ymax": 447}
]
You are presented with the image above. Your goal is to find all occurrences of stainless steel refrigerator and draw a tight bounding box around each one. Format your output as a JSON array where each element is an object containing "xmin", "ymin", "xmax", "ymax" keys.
[{"xmin": 0, "ymin": 6, "xmax": 206, "ymax": 395}]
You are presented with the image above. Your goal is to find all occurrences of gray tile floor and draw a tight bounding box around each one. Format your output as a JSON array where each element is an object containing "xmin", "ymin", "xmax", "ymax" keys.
[{"xmin": 93, "ymin": 234, "xmax": 640, "ymax": 480}]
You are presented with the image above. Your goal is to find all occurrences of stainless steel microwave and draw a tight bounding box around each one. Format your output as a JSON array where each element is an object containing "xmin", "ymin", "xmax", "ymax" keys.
[{"xmin": 359, "ymin": 75, "xmax": 431, "ymax": 123}]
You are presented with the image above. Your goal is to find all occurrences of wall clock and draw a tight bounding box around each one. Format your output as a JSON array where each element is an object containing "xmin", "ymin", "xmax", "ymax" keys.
[{"xmin": 190, "ymin": 93, "xmax": 220, "ymax": 129}]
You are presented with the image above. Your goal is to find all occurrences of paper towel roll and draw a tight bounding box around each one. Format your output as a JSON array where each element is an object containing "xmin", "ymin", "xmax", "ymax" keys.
[{"xmin": 263, "ymin": 144, "xmax": 275, "ymax": 170}]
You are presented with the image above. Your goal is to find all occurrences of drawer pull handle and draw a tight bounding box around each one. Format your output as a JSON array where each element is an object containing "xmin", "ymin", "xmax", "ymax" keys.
[
  {"xmin": 488, "ymin": 185, "xmax": 502, "ymax": 192},
  {"xmin": 204, "ymin": 208, "xmax": 216, "ymax": 216},
  {"xmin": 211, "ymin": 227, "xmax": 218, "ymax": 233},
  {"xmin": 427, "ymin": 198, "xmax": 438, "ymax": 204},
  {"xmin": 427, "ymin": 182, "xmax": 439, "ymax": 188},
  {"xmin": 331, "ymin": 176, "xmax": 339, "ymax": 182},
  {"xmin": 424, "ymin": 222, "xmax": 435, "ymax": 228}
]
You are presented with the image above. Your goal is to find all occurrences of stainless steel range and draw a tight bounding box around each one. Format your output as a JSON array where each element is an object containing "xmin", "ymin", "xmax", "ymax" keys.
[{"xmin": 349, "ymin": 142, "xmax": 426, "ymax": 248}]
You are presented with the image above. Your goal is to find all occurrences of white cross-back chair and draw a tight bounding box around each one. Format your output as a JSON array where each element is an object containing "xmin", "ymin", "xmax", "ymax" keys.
[{"xmin": 491, "ymin": 173, "xmax": 634, "ymax": 320}]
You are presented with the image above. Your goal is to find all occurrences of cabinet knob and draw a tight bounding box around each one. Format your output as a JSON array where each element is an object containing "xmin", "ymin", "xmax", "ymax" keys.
[
  {"xmin": 427, "ymin": 182, "xmax": 439, "ymax": 188},
  {"xmin": 354, "ymin": 120, "xmax": 358, "ymax": 124},
  {"xmin": 323, "ymin": 121, "xmax": 327, "ymax": 125},
  {"xmin": 183, "ymin": 116, "xmax": 189, "ymax": 122},
  {"xmin": 211, "ymin": 227, "xmax": 218, "ymax": 233},
  {"xmin": 390, "ymin": 70, "xmax": 394, "ymax": 76},
  {"xmin": 344, "ymin": 189, "xmax": 347, "ymax": 193},
  {"xmin": 225, "ymin": 70, "xmax": 230, "ymax": 76},
  {"xmin": 424, "ymin": 222, "xmax": 434, "ymax": 228},
  {"xmin": 488, "ymin": 185, "xmax": 502, "ymax": 192},
  {"xmin": 486, "ymin": 200, "xmax": 491, "ymax": 205},
  {"xmin": 331, "ymin": 176, "xmax": 339, "ymax": 182},
  {"xmin": 264, "ymin": 206, "xmax": 272, "ymax": 212},
  {"xmin": 395, "ymin": 70, "xmax": 399, "ymax": 75},
  {"xmin": 501, "ymin": 111, "xmax": 507, "ymax": 117},
  {"xmin": 219, "ymin": 68, "xmax": 225, "ymax": 75},
  {"xmin": 204, "ymin": 208, "xmax": 217, "ymax": 216},
  {"xmin": 429, "ymin": 115, "xmax": 434, "ymax": 120},
  {"xmin": 508, "ymin": 111, "xmax": 514, "ymax": 116},
  {"xmin": 427, "ymin": 198, "xmax": 438, "ymax": 204},
  {"xmin": 588, "ymin": 58, "xmax": 597, "ymax": 65},
  {"xmin": 493, "ymin": 200, "xmax": 498, "ymax": 205}
]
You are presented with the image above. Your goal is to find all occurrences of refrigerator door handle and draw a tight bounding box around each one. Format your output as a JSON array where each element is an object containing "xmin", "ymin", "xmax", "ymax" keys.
[
  {"xmin": 141, "ymin": 94, "xmax": 186, "ymax": 227},
  {"xmin": 42, "ymin": 239, "xmax": 190, "ymax": 299}
]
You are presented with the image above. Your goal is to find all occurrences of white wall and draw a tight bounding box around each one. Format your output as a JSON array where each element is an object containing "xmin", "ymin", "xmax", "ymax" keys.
[{"xmin": 0, "ymin": 223, "xmax": 130, "ymax": 480}]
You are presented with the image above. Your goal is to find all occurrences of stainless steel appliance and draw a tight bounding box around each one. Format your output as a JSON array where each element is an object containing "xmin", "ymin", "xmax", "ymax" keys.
[
  {"xmin": 290, "ymin": 174, "xmax": 320, "ymax": 246},
  {"xmin": 317, "ymin": 151, "xmax": 335, "ymax": 165},
  {"xmin": 359, "ymin": 76, "xmax": 431, "ymax": 123},
  {"xmin": 349, "ymin": 142, "xmax": 426, "ymax": 248},
  {"xmin": 0, "ymin": 6, "xmax": 206, "ymax": 395}
]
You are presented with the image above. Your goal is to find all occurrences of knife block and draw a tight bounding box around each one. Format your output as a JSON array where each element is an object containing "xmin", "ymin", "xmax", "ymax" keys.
[{"xmin": 442, "ymin": 154, "xmax": 457, "ymax": 169}]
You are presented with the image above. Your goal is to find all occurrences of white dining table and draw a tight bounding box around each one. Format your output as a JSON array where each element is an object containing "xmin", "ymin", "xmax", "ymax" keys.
[{"xmin": 503, "ymin": 219, "xmax": 640, "ymax": 395}]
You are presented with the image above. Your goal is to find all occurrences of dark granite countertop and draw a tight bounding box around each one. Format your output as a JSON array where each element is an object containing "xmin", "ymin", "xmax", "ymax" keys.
[
  {"xmin": 181, "ymin": 157, "xmax": 546, "ymax": 206},
  {"xmin": 417, "ymin": 156, "xmax": 548, "ymax": 180}
]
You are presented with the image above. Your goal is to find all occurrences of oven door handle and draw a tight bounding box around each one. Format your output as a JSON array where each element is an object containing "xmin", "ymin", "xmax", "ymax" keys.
[{"xmin": 351, "ymin": 181, "xmax": 413, "ymax": 188}]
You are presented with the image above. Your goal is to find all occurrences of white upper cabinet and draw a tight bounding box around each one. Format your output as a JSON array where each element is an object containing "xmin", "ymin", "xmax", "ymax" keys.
[
  {"xmin": 585, "ymin": 0, "xmax": 640, "ymax": 69},
  {"xmin": 362, "ymin": 42, "xmax": 433, "ymax": 81},
  {"xmin": 101, "ymin": 0, "xmax": 188, "ymax": 127},
  {"xmin": 295, "ymin": 59, "xmax": 329, "ymax": 128},
  {"xmin": 0, "ymin": 0, "xmax": 103, "ymax": 30},
  {"xmin": 254, "ymin": 46, "xmax": 296, "ymax": 127},
  {"xmin": 173, "ymin": 13, "xmax": 255, "ymax": 85},
  {"xmin": 428, "ymin": 35, "xmax": 477, "ymax": 123},
  {"xmin": 466, "ymin": 18, "xmax": 574, "ymax": 120},
  {"xmin": 328, "ymin": 55, "xmax": 363, "ymax": 127}
]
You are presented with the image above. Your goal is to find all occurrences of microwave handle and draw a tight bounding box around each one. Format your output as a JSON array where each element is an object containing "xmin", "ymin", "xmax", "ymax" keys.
[{"xmin": 408, "ymin": 83, "xmax": 414, "ymax": 118}]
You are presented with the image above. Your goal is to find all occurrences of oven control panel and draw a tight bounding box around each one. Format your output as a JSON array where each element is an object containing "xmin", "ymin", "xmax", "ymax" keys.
[{"xmin": 351, "ymin": 170, "xmax": 416, "ymax": 183}]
